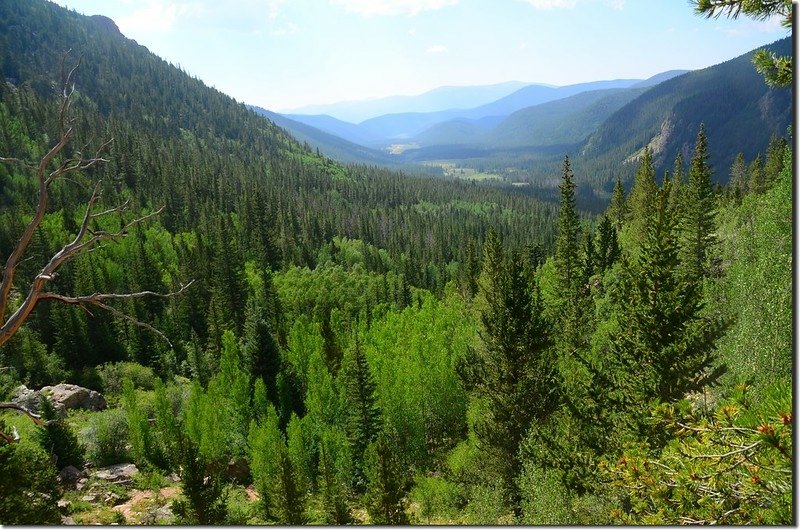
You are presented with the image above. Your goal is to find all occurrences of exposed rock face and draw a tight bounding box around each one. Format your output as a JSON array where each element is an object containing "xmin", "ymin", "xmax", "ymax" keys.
[
  {"xmin": 43, "ymin": 383, "xmax": 107, "ymax": 411},
  {"xmin": 92, "ymin": 463, "xmax": 139, "ymax": 484},
  {"xmin": 10, "ymin": 383, "xmax": 106, "ymax": 414}
]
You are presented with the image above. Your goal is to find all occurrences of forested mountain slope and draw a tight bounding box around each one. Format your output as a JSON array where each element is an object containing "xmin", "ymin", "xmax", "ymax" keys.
[
  {"xmin": 0, "ymin": 0, "xmax": 792, "ymax": 526},
  {"xmin": 582, "ymin": 37, "xmax": 791, "ymax": 176}
]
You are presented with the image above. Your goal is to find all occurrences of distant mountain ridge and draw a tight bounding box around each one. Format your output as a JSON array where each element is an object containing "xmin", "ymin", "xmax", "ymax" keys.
[
  {"xmin": 282, "ymin": 81, "xmax": 529, "ymax": 123},
  {"xmin": 280, "ymin": 73, "xmax": 689, "ymax": 148}
]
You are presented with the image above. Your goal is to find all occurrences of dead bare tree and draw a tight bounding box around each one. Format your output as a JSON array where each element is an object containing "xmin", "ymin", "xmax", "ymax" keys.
[{"xmin": 0, "ymin": 56, "xmax": 192, "ymax": 437}]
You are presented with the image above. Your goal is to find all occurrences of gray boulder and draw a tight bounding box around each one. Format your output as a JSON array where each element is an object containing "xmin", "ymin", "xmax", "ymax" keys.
[
  {"xmin": 42, "ymin": 383, "xmax": 107, "ymax": 411},
  {"xmin": 92, "ymin": 463, "xmax": 138, "ymax": 484},
  {"xmin": 10, "ymin": 383, "xmax": 106, "ymax": 414}
]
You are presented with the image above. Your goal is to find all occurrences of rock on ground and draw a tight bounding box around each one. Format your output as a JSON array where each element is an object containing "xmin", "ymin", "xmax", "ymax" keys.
[{"xmin": 10, "ymin": 383, "xmax": 106, "ymax": 415}]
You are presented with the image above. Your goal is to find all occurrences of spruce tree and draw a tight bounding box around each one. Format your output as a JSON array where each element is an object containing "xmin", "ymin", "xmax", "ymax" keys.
[
  {"xmin": 340, "ymin": 335, "xmax": 382, "ymax": 492},
  {"xmin": 605, "ymin": 179, "xmax": 725, "ymax": 444},
  {"xmin": 764, "ymin": 133, "xmax": 787, "ymax": 189},
  {"xmin": 669, "ymin": 151, "xmax": 686, "ymax": 215},
  {"xmin": 554, "ymin": 156, "xmax": 581, "ymax": 300},
  {"xmin": 241, "ymin": 298, "xmax": 281, "ymax": 404},
  {"xmin": 627, "ymin": 147, "xmax": 658, "ymax": 245},
  {"xmin": 728, "ymin": 152, "xmax": 747, "ymax": 202},
  {"xmin": 595, "ymin": 214, "xmax": 620, "ymax": 272},
  {"xmin": 748, "ymin": 154, "xmax": 765, "ymax": 194},
  {"xmin": 680, "ymin": 125, "xmax": 716, "ymax": 280},
  {"xmin": 460, "ymin": 241, "xmax": 555, "ymax": 510},
  {"xmin": 606, "ymin": 176, "xmax": 627, "ymax": 233},
  {"xmin": 363, "ymin": 431, "xmax": 409, "ymax": 525}
]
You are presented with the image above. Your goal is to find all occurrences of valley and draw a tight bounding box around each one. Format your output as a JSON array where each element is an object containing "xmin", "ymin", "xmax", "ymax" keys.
[{"xmin": 0, "ymin": 0, "xmax": 793, "ymax": 526}]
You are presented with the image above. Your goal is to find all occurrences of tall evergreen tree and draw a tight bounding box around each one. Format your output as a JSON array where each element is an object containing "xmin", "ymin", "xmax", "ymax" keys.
[
  {"xmin": 764, "ymin": 133, "xmax": 787, "ymax": 189},
  {"xmin": 680, "ymin": 125, "xmax": 716, "ymax": 280},
  {"xmin": 728, "ymin": 152, "xmax": 748, "ymax": 202},
  {"xmin": 606, "ymin": 176, "xmax": 627, "ymax": 233},
  {"xmin": 241, "ymin": 298, "xmax": 281, "ymax": 404},
  {"xmin": 363, "ymin": 431, "xmax": 409, "ymax": 525},
  {"xmin": 626, "ymin": 147, "xmax": 658, "ymax": 245},
  {"xmin": 340, "ymin": 335, "xmax": 382, "ymax": 492},
  {"xmin": 669, "ymin": 151, "xmax": 686, "ymax": 214},
  {"xmin": 748, "ymin": 154, "xmax": 765, "ymax": 194},
  {"xmin": 459, "ymin": 241, "xmax": 555, "ymax": 511},
  {"xmin": 603, "ymin": 179, "xmax": 726, "ymax": 444},
  {"xmin": 554, "ymin": 156, "xmax": 581, "ymax": 301},
  {"xmin": 595, "ymin": 214, "xmax": 620, "ymax": 272}
]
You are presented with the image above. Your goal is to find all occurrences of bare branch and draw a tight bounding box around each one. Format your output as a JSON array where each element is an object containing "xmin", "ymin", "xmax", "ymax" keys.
[
  {"xmin": 0, "ymin": 402, "xmax": 45, "ymax": 426},
  {"xmin": 0, "ymin": 56, "xmax": 191, "ymax": 364}
]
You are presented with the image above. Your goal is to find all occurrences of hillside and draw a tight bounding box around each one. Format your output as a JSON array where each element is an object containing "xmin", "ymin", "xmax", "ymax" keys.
[
  {"xmin": 413, "ymin": 86, "xmax": 648, "ymax": 149},
  {"xmin": 0, "ymin": 0, "xmax": 792, "ymax": 526},
  {"xmin": 582, "ymin": 37, "xmax": 792, "ymax": 177}
]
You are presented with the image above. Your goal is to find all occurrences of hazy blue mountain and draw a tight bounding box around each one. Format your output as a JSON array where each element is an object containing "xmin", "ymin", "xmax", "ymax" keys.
[
  {"xmin": 409, "ymin": 70, "xmax": 690, "ymax": 150},
  {"xmin": 282, "ymin": 113, "xmax": 378, "ymax": 146},
  {"xmin": 458, "ymin": 78, "xmax": 640, "ymax": 120},
  {"xmin": 282, "ymin": 81, "xmax": 528, "ymax": 123},
  {"xmin": 346, "ymin": 78, "xmax": 658, "ymax": 144},
  {"xmin": 631, "ymin": 70, "xmax": 690, "ymax": 88},
  {"xmin": 582, "ymin": 37, "xmax": 792, "ymax": 176},
  {"xmin": 486, "ymin": 87, "xmax": 650, "ymax": 147},
  {"xmin": 250, "ymin": 107, "xmax": 407, "ymax": 166}
]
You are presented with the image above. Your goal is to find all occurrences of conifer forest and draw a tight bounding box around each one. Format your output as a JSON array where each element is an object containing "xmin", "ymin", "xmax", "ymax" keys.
[{"xmin": 0, "ymin": 0, "xmax": 793, "ymax": 525}]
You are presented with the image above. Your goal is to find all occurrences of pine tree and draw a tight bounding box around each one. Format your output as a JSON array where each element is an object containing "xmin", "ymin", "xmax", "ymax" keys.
[
  {"xmin": 554, "ymin": 156, "xmax": 581, "ymax": 300},
  {"xmin": 606, "ymin": 176, "xmax": 627, "ymax": 233},
  {"xmin": 764, "ymin": 133, "xmax": 787, "ymax": 189},
  {"xmin": 460, "ymin": 241, "xmax": 555, "ymax": 510},
  {"xmin": 35, "ymin": 396, "xmax": 84, "ymax": 470},
  {"xmin": 580, "ymin": 226, "xmax": 596, "ymax": 287},
  {"xmin": 241, "ymin": 298, "xmax": 281, "ymax": 404},
  {"xmin": 728, "ymin": 152, "xmax": 747, "ymax": 202},
  {"xmin": 627, "ymin": 147, "xmax": 658, "ymax": 245},
  {"xmin": 605, "ymin": 179, "xmax": 725, "ymax": 444},
  {"xmin": 595, "ymin": 214, "xmax": 620, "ymax": 272},
  {"xmin": 680, "ymin": 125, "xmax": 716, "ymax": 280},
  {"xmin": 464, "ymin": 237, "xmax": 480, "ymax": 297},
  {"xmin": 669, "ymin": 151, "xmax": 686, "ymax": 214},
  {"xmin": 363, "ymin": 431, "xmax": 409, "ymax": 525},
  {"xmin": 748, "ymin": 154, "xmax": 765, "ymax": 194},
  {"xmin": 340, "ymin": 335, "xmax": 382, "ymax": 491}
]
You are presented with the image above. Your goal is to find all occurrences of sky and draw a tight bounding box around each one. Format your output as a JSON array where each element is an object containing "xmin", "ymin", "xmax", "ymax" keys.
[{"xmin": 53, "ymin": 0, "xmax": 789, "ymax": 113}]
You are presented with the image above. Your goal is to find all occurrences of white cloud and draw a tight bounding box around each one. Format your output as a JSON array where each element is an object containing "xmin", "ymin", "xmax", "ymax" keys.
[
  {"xmin": 606, "ymin": 0, "xmax": 624, "ymax": 10},
  {"xmin": 426, "ymin": 44, "xmax": 448, "ymax": 53},
  {"xmin": 116, "ymin": 0, "xmax": 191, "ymax": 33},
  {"xmin": 331, "ymin": 0, "xmax": 459, "ymax": 17}
]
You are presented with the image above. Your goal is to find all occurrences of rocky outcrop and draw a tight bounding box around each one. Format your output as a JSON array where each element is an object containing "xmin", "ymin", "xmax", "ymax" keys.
[
  {"xmin": 10, "ymin": 383, "xmax": 106, "ymax": 414},
  {"xmin": 92, "ymin": 463, "xmax": 139, "ymax": 485}
]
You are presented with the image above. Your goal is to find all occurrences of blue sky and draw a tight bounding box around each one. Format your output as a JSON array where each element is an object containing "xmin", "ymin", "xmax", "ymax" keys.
[{"xmin": 54, "ymin": 0, "xmax": 789, "ymax": 112}]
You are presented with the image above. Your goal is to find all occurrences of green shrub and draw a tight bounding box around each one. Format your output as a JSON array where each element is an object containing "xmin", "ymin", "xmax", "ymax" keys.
[
  {"xmin": 35, "ymin": 397, "xmax": 85, "ymax": 470},
  {"xmin": 517, "ymin": 463, "xmax": 572, "ymax": 525},
  {"xmin": 0, "ymin": 435, "xmax": 61, "ymax": 524},
  {"xmin": 98, "ymin": 362, "xmax": 158, "ymax": 396},
  {"xmin": 409, "ymin": 474, "xmax": 465, "ymax": 523},
  {"xmin": 82, "ymin": 408, "xmax": 130, "ymax": 466}
]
